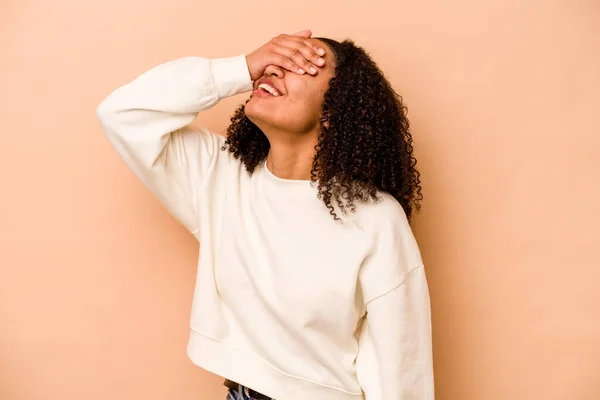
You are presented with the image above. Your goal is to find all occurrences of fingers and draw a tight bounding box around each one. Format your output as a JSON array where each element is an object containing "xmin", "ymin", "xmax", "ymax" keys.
[
  {"xmin": 292, "ymin": 29, "xmax": 312, "ymax": 37},
  {"xmin": 284, "ymin": 33, "xmax": 326, "ymax": 56},
  {"xmin": 271, "ymin": 35, "xmax": 326, "ymax": 75},
  {"xmin": 275, "ymin": 43, "xmax": 323, "ymax": 74},
  {"xmin": 270, "ymin": 53, "xmax": 307, "ymax": 75}
]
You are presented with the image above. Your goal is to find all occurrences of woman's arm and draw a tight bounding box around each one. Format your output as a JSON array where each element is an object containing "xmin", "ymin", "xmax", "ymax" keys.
[
  {"xmin": 356, "ymin": 265, "xmax": 435, "ymax": 399},
  {"xmin": 96, "ymin": 55, "xmax": 253, "ymax": 234},
  {"xmin": 96, "ymin": 31, "xmax": 325, "ymax": 235}
]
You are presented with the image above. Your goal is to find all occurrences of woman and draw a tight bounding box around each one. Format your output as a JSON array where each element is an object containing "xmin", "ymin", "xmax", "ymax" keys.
[{"xmin": 97, "ymin": 30, "xmax": 434, "ymax": 400}]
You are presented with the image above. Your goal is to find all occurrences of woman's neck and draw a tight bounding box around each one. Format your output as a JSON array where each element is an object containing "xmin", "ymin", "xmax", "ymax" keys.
[{"xmin": 266, "ymin": 139, "xmax": 316, "ymax": 181}]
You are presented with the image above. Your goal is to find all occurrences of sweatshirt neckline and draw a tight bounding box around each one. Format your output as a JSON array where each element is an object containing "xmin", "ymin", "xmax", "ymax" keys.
[{"xmin": 260, "ymin": 159, "xmax": 318, "ymax": 198}]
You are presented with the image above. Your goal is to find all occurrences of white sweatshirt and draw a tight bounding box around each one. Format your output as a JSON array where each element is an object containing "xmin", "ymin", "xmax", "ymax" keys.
[{"xmin": 96, "ymin": 55, "xmax": 434, "ymax": 400}]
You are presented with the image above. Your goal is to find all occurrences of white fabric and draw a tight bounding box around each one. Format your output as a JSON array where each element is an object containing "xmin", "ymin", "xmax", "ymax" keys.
[{"xmin": 97, "ymin": 55, "xmax": 434, "ymax": 400}]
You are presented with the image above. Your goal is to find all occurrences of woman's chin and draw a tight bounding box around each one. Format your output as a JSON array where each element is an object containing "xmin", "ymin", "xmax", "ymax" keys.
[{"xmin": 244, "ymin": 101, "xmax": 268, "ymax": 122}]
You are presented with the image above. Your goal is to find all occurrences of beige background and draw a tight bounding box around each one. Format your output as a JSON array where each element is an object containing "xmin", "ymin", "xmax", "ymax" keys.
[{"xmin": 1, "ymin": 0, "xmax": 599, "ymax": 399}]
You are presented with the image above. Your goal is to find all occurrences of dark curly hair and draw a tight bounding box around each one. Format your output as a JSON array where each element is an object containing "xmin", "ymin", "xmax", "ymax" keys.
[{"xmin": 222, "ymin": 37, "xmax": 422, "ymax": 222}]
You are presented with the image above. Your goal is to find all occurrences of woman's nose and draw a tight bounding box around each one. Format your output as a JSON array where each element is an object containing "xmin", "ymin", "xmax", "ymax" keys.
[{"xmin": 264, "ymin": 64, "xmax": 285, "ymax": 79}]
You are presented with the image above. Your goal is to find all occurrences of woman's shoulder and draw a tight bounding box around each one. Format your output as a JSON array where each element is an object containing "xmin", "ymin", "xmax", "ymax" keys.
[{"xmin": 352, "ymin": 190, "xmax": 411, "ymax": 231}]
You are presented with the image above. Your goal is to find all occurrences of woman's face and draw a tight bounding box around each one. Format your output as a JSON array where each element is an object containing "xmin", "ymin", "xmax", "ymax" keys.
[{"xmin": 244, "ymin": 39, "xmax": 336, "ymax": 136}]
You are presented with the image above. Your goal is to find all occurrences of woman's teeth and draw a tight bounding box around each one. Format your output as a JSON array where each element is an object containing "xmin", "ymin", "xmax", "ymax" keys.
[{"xmin": 258, "ymin": 83, "xmax": 279, "ymax": 96}]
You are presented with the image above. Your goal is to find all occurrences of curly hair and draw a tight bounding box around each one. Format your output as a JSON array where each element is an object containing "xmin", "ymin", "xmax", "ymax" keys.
[{"xmin": 222, "ymin": 38, "xmax": 422, "ymax": 222}]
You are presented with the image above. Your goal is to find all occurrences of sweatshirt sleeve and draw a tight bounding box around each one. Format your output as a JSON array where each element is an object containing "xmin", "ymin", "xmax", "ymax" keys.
[
  {"xmin": 96, "ymin": 55, "xmax": 253, "ymax": 234},
  {"xmin": 356, "ymin": 265, "xmax": 435, "ymax": 400}
]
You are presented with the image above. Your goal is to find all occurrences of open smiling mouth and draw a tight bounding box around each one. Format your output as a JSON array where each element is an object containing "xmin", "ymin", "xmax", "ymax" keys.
[{"xmin": 254, "ymin": 83, "xmax": 282, "ymax": 97}]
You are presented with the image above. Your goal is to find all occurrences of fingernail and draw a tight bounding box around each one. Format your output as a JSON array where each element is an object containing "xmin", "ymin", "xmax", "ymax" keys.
[
  {"xmin": 318, "ymin": 48, "xmax": 325, "ymax": 56},
  {"xmin": 318, "ymin": 57, "xmax": 325, "ymax": 65},
  {"xmin": 298, "ymin": 68, "xmax": 306, "ymax": 74},
  {"xmin": 310, "ymin": 66, "xmax": 317, "ymax": 74}
]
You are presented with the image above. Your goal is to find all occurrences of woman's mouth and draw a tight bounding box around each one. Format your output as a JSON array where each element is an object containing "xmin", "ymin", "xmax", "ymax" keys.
[
  {"xmin": 253, "ymin": 82, "xmax": 282, "ymax": 97},
  {"xmin": 253, "ymin": 88, "xmax": 274, "ymax": 97}
]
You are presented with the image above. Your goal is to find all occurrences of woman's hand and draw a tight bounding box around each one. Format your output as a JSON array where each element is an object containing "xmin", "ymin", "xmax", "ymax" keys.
[{"xmin": 245, "ymin": 30, "xmax": 327, "ymax": 81}]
